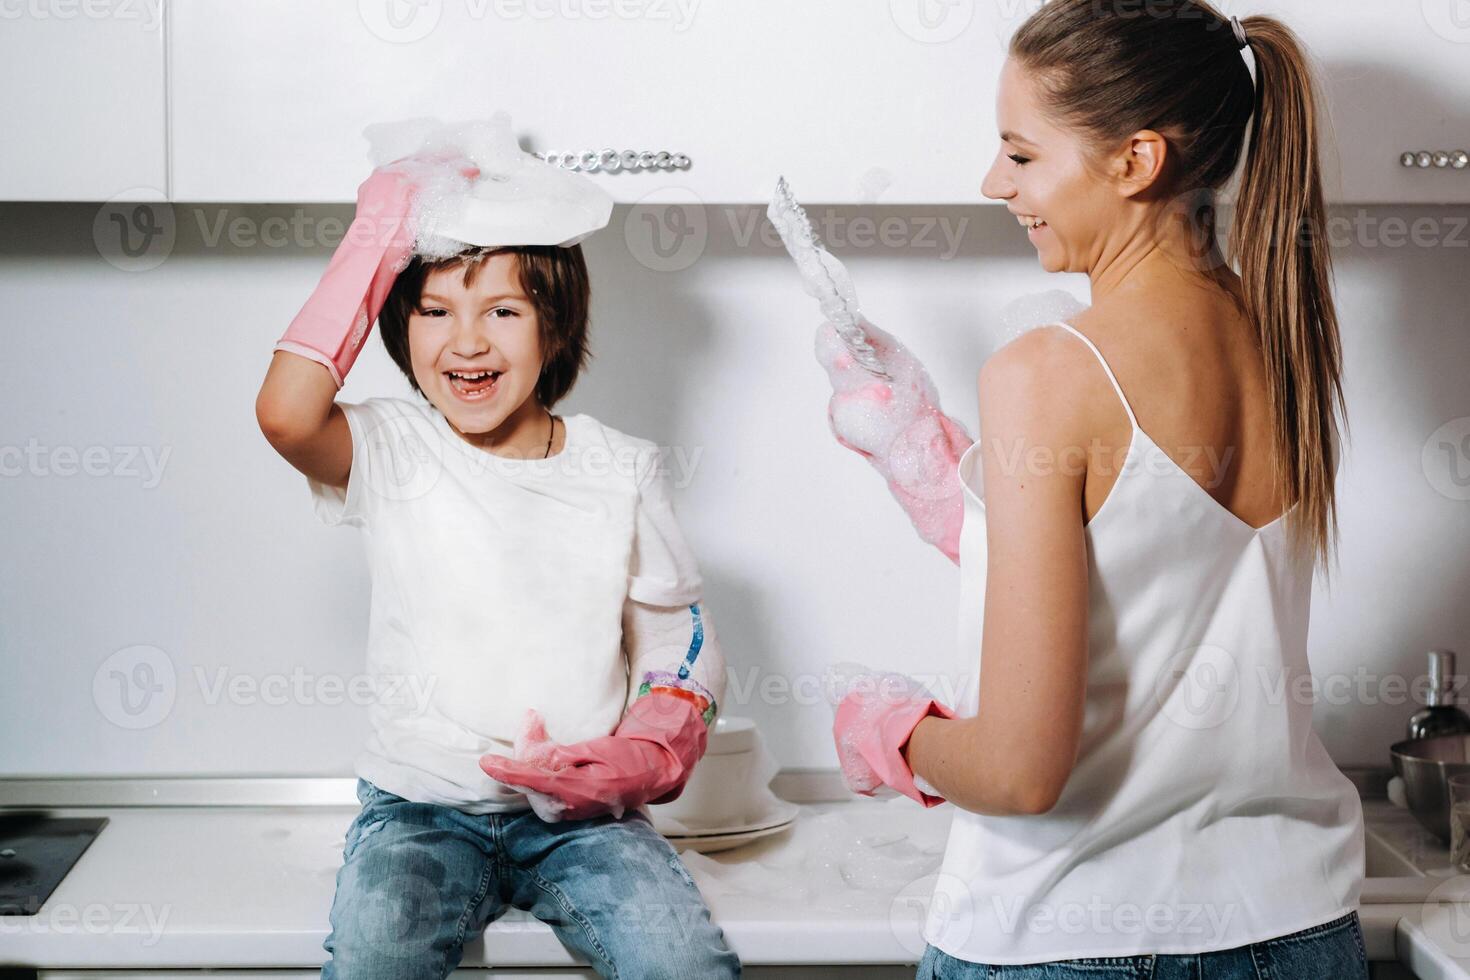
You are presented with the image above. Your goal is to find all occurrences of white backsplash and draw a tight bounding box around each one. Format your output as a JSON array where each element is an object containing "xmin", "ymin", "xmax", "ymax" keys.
[{"xmin": 0, "ymin": 201, "xmax": 1466, "ymax": 776}]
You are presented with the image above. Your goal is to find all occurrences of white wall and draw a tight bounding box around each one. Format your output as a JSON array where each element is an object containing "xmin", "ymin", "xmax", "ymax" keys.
[{"xmin": 1, "ymin": 200, "xmax": 1466, "ymax": 777}]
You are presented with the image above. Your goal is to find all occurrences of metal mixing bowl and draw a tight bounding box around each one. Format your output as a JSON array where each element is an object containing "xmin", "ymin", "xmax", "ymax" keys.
[{"xmin": 1389, "ymin": 733, "xmax": 1470, "ymax": 843}]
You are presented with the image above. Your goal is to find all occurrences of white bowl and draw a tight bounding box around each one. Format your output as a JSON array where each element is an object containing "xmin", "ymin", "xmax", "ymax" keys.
[{"xmin": 650, "ymin": 716, "xmax": 780, "ymax": 831}]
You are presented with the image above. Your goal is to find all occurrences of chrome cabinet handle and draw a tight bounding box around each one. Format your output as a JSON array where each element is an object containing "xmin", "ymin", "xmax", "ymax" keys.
[
  {"xmin": 535, "ymin": 149, "xmax": 691, "ymax": 173},
  {"xmin": 1400, "ymin": 150, "xmax": 1469, "ymax": 169}
]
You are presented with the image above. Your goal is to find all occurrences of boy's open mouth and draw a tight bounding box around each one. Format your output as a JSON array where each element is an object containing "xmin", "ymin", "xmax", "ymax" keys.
[{"xmin": 445, "ymin": 369, "xmax": 503, "ymax": 400}]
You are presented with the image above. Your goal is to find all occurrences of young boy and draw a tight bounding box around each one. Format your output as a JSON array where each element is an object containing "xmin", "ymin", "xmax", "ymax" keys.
[{"xmin": 256, "ymin": 145, "xmax": 738, "ymax": 979}]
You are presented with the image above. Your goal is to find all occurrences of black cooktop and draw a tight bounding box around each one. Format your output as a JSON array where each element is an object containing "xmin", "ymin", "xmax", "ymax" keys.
[{"xmin": 0, "ymin": 811, "xmax": 109, "ymax": 916}]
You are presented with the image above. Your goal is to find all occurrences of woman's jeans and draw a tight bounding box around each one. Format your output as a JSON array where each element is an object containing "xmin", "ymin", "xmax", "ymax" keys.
[
  {"xmin": 917, "ymin": 909, "xmax": 1368, "ymax": 979},
  {"xmin": 322, "ymin": 777, "xmax": 741, "ymax": 979}
]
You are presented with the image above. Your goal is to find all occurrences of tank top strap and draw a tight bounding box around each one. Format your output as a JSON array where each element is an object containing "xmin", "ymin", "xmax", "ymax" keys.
[{"xmin": 1050, "ymin": 321, "xmax": 1139, "ymax": 430}]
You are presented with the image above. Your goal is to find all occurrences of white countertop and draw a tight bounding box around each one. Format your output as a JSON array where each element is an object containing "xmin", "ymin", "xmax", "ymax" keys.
[
  {"xmin": 0, "ymin": 796, "xmax": 952, "ymax": 970},
  {"xmin": 0, "ymin": 792, "xmax": 1465, "ymax": 972},
  {"xmin": 1359, "ymin": 797, "xmax": 1470, "ymax": 980}
]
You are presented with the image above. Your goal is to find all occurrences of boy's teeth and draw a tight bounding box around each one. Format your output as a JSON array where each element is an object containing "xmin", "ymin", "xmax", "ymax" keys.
[{"xmin": 448, "ymin": 370, "xmax": 501, "ymax": 394}]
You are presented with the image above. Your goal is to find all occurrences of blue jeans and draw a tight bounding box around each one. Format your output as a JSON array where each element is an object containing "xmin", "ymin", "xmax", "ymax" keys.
[
  {"xmin": 322, "ymin": 777, "xmax": 740, "ymax": 979},
  {"xmin": 917, "ymin": 910, "xmax": 1368, "ymax": 979}
]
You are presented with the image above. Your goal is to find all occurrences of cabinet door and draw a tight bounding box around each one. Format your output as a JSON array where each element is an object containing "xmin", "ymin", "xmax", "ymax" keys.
[
  {"xmin": 1252, "ymin": 0, "xmax": 1470, "ymax": 204},
  {"xmin": 168, "ymin": 0, "xmax": 1470, "ymax": 205},
  {"xmin": 168, "ymin": 0, "xmax": 1006, "ymax": 204},
  {"xmin": 0, "ymin": 3, "xmax": 166, "ymax": 201}
]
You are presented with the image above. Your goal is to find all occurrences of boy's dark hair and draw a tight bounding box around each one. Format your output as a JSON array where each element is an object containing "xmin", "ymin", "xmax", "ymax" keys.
[{"xmin": 378, "ymin": 244, "xmax": 592, "ymax": 410}]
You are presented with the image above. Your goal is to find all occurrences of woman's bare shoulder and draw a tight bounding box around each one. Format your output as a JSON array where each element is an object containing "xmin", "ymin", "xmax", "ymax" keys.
[
  {"xmin": 978, "ymin": 320, "xmax": 1114, "ymax": 443},
  {"xmin": 984, "ymin": 318, "xmax": 1101, "ymax": 383}
]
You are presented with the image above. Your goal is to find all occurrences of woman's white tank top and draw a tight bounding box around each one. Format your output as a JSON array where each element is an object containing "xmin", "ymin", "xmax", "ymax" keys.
[{"xmin": 924, "ymin": 321, "xmax": 1364, "ymax": 965}]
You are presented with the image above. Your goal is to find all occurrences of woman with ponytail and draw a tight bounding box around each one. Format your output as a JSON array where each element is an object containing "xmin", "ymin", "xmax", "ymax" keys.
[{"xmin": 827, "ymin": 2, "xmax": 1365, "ymax": 976}]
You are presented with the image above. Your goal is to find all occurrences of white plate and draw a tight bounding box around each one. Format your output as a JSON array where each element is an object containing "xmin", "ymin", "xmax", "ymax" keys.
[
  {"xmin": 664, "ymin": 812, "xmax": 800, "ymax": 854},
  {"xmin": 653, "ymin": 798, "xmax": 800, "ymax": 840}
]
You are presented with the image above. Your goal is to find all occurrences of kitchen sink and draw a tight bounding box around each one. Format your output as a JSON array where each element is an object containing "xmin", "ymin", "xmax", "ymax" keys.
[{"xmin": 1361, "ymin": 798, "xmax": 1470, "ymax": 907}]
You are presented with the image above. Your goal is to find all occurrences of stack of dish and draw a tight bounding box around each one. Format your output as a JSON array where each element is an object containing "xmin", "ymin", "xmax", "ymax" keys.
[{"xmin": 648, "ymin": 716, "xmax": 798, "ymax": 853}]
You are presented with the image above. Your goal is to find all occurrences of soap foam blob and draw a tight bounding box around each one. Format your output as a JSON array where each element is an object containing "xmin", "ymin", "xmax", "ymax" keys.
[
  {"xmin": 360, "ymin": 112, "xmax": 613, "ymax": 261},
  {"xmin": 825, "ymin": 663, "xmax": 943, "ymax": 800},
  {"xmin": 815, "ymin": 315, "xmax": 974, "ymax": 558},
  {"xmin": 675, "ymin": 796, "xmax": 952, "ymax": 914},
  {"xmin": 771, "ymin": 180, "xmax": 1089, "ymax": 564},
  {"xmin": 997, "ymin": 289, "xmax": 1090, "ymax": 344}
]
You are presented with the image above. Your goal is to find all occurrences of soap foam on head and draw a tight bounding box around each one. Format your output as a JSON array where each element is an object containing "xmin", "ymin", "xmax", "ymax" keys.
[
  {"xmin": 361, "ymin": 112, "xmax": 599, "ymax": 261},
  {"xmin": 361, "ymin": 115, "xmax": 506, "ymax": 262}
]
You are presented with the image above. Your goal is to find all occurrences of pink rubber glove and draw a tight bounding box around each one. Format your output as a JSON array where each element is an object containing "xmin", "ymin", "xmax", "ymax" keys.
[
  {"xmin": 273, "ymin": 152, "xmax": 479, "ymax": 388},
  {"xmin": 478, "ymin": 691, "xmax": 709, "ymax": 823},
  {"xmin": 816, "ymin": 317, "xmax": 974, "ymax": 564},
  {"xmin": 831, "ymin": 671, "xmax": 956, "ymax": 807}
]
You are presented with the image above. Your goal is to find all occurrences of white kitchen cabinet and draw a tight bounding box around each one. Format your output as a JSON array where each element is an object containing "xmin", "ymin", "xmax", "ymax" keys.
[
  {"xmin": 165, "ymin": 0, "xmax": 1470, "ymax": 205},
  {"xmin": 0, "ymin": 0, "xmax": 167, "ymax": 201},
  {"xmin": 167, "ymin": 0, "xmax": 1006, "ymax": 204},
  {"xmin": 3, "ymin": 2, "xmax": 1465, "ymax": 205},
  {"xmin": 1249, "ymin": 0, "xmax": 1470, "ymax": 205}
]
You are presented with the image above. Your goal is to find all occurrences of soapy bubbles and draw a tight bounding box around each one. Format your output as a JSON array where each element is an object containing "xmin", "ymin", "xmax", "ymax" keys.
[
  {"xmin": 361, "ymin": 114, "xmax": 614, "ymax": 258},
  {"xmin": 672, "ymin": 797, "xmax": 955, "ymax": 955},
  {"xmin": 820, "ymin": 662, "xmax": 941, "ymax": 712}
]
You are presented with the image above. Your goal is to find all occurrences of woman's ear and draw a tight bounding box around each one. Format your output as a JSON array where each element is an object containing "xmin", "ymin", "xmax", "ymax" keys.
[{"xmin": 1114, "ymin": 129, "xmax": 1169, "ymax": 198}]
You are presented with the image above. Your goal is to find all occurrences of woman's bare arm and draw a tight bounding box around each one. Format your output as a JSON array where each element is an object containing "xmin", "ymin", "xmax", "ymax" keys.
[
  {"xmin": 254, "ymin": 350, "xmax": 353, "ymax": 490},
  {"xmin": 904, "ymin": 326, "xmax": 1093, "ymax": 815}
]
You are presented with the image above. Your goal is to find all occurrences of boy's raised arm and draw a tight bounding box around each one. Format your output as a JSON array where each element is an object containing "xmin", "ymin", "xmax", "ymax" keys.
[
  {"xmin": 255, "ymin": 352, "xmax": 352, "ymax": 490},
  {"xmin": 255, "ymin": 154, "xmax": 473, "ymax": 488}
]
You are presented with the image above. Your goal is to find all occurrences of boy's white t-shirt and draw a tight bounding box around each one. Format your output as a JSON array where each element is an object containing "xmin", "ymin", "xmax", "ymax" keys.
[{"xmin": 306, "ymin": 395, "xmax": 703, "ymax": 814}]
